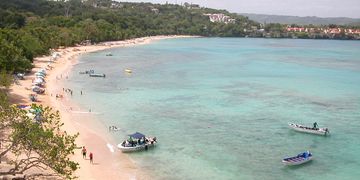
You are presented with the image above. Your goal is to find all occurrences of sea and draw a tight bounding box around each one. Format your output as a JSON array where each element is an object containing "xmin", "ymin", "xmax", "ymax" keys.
[{"xmin": 66, "ymin": 38, "xmax": 360, "ymax": 180}]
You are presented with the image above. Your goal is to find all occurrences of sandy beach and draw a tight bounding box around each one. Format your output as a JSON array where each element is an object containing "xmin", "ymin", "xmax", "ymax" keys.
[{"xmin": 7, "ymin": 35, "xmax": 194, "ymax": 179}]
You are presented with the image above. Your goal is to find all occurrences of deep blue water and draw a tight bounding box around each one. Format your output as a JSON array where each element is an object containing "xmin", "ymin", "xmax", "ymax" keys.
[{"xmin": 67, "ymin": 38, "xmax": 360, "ymax": 180}]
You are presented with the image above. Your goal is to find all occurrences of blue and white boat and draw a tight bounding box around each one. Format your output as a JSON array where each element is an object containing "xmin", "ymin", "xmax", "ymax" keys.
[
  {"xmin": 289, "ymin": 123, "xmax": 329, "ymax": 136},
  {"xmin": 117, "ymin": 132, "xmax": 157, "ymax": 153},
  {"xmin": 282, "ymin": 151, "xmax": 313, "ymax": 165}
]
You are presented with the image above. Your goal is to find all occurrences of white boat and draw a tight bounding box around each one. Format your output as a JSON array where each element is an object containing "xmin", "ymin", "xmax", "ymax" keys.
[
  {"xmin": 289, "ymin": 123, "xmax": 329, "ymax": 136},
  {"xmin": 117, "ymin": 132, "xmax": 157, "ymax": 153},
  {"xmin": 282, "ymin": 151, "xmax": 313, "ymax": 165},
  {"xmin": 89, "ymin": 73, "xmax": 106, "ymax": 78}
]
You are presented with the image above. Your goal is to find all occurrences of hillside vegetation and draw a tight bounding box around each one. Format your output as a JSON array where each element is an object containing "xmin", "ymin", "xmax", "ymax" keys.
[{"xmin": 0, "ymin": 0, "xmax": 259, "ymax": 74}]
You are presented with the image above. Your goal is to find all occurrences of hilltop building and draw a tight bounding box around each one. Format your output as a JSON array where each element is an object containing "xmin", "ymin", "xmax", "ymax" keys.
[
  {"xmin": 110, "ymin": 2, "xmax": 124, "ymax": 8},
  {"xmin": 151, "ymin": 7, "xmax": 160, "ymax": 14},
  {"xmin": 204, "ymin": 13, "xmax": 236, "ymax": 24},
  {"xmin": 183, "ymin": 2, "xmax": 200, "ymax": 9}
]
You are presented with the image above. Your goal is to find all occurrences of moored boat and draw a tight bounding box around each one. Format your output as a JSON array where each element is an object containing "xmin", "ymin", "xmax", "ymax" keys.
[
  {"xmin": 289, "ymin": 123, "xmax": 329, "ymax": 136},
  {"xmin": 89, "ymin": 73, "xmax": 106, "ymax": 78},
  {"xmin": 282, "ymin": 151, "xmax": 313, "ymax": 165},
  {"xmin": 117, "ymin": 132, "xmax": 157, "ymax": 153}
]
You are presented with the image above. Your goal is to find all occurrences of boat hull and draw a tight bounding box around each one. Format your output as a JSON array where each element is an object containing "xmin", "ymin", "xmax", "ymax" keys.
[
  {"xmin": 282, "ymin": 156, "xmax": 313, "ymax": 165},
  {"xmin": 117, "ymin": 142, "xmax": 156, "ymax": 153},
  {"xmin": 289, "ymin": 123, "xmax": 329, "ymax": 136},
  {"xmin": 89, "ymin": 73, "xmax": 106, "ymax": 78},
  {"xmin": 283, "ymin": 151, "xmax": 313, "ymax": 166}
]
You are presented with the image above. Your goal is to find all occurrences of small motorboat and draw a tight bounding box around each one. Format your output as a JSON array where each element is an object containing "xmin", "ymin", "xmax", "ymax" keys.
[
  {"xmin": 89, "ymin": 73, "xmax": 106, "ymax": 78},
  {"xmin": 282, "ymin": 151, "xmax": 313, "ymax": 165},
  {"xmin": 118, "ymin": 132, "xmax": 157, "ymax": 153},
  {"xmin": 79, "ymin": 70, "xmax": 94, "ymax": 74},
  {"xmin": 289, "ymin": 123, "xmax": 329, "ymax": 136}
]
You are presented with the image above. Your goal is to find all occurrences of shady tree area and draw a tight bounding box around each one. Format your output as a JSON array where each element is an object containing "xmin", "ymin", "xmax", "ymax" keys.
[{"xmin": 0, "ymin": 75, "xmax": 79, "ymax": 179}]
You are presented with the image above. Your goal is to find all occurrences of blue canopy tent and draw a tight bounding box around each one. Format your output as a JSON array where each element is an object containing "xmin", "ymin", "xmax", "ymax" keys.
[{"xmin": 128, "ymin": 132, "xmax": 145, "ymax": 139}]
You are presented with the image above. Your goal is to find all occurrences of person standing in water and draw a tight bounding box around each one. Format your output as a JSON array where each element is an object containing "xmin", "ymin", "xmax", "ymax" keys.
[{"xmin": 89, "ymin": 152, "xmax": 93, "ymax": 164}]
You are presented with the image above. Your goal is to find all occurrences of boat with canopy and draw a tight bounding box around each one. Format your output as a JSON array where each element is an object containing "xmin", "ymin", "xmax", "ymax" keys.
[{"xmin": 117, "ymin": 132, "xmax": 157, "ymax": 153}]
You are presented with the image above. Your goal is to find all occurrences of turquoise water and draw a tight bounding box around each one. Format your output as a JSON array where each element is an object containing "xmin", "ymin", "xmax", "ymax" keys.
[{"xmin": 67, "ymin": 38, "xmax": 360, "ymax": 180}]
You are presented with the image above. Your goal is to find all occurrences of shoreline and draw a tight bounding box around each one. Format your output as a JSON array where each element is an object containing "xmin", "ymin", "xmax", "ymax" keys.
[{"xmin": 8, "ymin": 35, "xmax": 196, "ymax": 179}]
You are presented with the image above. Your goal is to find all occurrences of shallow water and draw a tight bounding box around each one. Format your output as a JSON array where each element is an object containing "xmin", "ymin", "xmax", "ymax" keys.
[{"xmin": 67, "ymin": 38, "xmax": 360, "ymax": 180}]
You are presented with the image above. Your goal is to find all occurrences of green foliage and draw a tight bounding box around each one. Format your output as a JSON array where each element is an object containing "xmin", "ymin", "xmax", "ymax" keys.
[
  {"xmin": 0, "ymin": 31, "xmax": 33, "ymax": 73},
  {"xmin": 265, "ymin": 23, "xmax": 285, "ymax": 33},
  {"xmin": 295, "ymin": 32, "xmax": 309, "ymax": 39},
  {"xmin": 0, "ymin": 10, "xmax": 26, "ymax": 29},
  {"xmin": 0, "ymin": 70, "xmax": 12, "ymax": 87}
]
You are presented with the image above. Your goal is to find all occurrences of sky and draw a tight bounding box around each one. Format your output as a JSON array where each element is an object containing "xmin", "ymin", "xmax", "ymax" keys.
[{"xmin": 119, "ymin": 0, "xmax": 360, "ymax": 18}]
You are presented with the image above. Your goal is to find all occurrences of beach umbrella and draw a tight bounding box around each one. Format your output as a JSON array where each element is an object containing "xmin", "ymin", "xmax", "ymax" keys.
[
  {"xmin": 35, "ymin": 72, "xmax": 46, "ymax": 75},
  {"xmin": 32, "ymin": 85, "xmax": 41, "ymax": 89},
  {"xmin": 32, "ymin": 82, "xmax": 43, "ymax": 86},
  {"xmin": 38, "ymin": 69, "xmax": 47, "ymax": 74},
  {"xmin": 34, "ymin": 107, "xmax": 42, "ymax": 115},
  {"xmin": 35, "ymin": 75, "xmax": 45, "ymax": 79},
  {"xmin": 35, "ymin": 78, "xmax": 44, "ymax": 82},
  {"xmin": 33, "ymin": 80, "xmax": 43, "ymax": 85},
  {"xmin": 35, "ymin": 75, "xmax": 45, "ymax": 78}
]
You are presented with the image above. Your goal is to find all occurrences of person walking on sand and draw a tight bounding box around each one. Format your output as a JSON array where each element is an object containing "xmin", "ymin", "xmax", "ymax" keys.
[
  {"xmin": 89, "ymin": 152, "xmax": 93, "ymax": 164},
  {"xmin": 82, "ymin": 146, "xmax": 87, "ymax": 159}
]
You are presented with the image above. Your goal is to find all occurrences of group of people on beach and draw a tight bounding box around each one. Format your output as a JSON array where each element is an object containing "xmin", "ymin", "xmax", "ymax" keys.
[
  {"xmin": 55, "ymin": 94, "xmax": 63, "ymax": 99},
  {"xmin": 81, "ymin": 146, "xmax": 94, "ymax": 164},
  {"xmin": 109, "ymin": 126, "xmax": 120, "ymax": 132},
  {"xmin": 55, "ymin": 87, "xmax": 84, "ymax": 102},
  {"xmin": 63, "ymin": 88, "xmax": 73, "ymax": 96}
]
